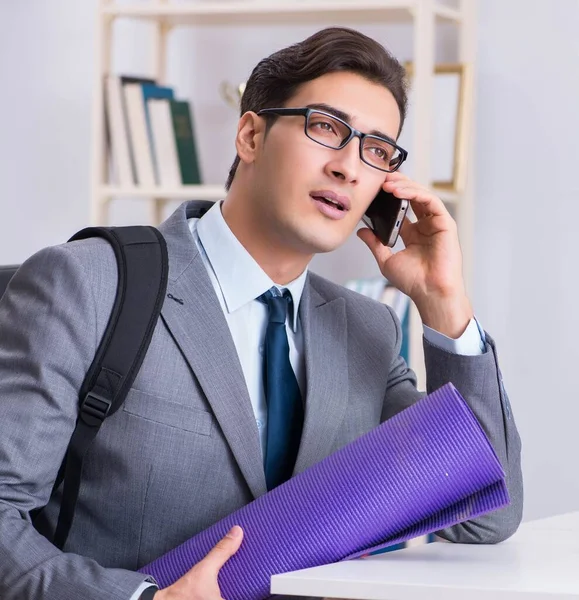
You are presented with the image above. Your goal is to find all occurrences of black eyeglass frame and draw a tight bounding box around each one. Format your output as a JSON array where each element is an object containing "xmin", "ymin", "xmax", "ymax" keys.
[{"xmin": 257, "ymin": 107, "xmax": 408, "ymax": 173}]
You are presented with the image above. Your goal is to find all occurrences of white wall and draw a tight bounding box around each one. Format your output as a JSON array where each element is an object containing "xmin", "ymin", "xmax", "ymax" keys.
[
  {"xmin": 474, "ymin": 0, "xmax": 579, "ymax": 520},
  {"xmin": 0, "ymin": 0, "xmax": 577, "ymax": 520},
  {"xmin": 0, "ymin": 0, "xmax": 95, "ymax": 264}
]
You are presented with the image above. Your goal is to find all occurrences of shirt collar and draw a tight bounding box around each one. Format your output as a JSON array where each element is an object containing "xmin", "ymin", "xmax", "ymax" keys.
[{"xmin": 194, "ymin": 201, "xmax": 307, "ymax": 332}]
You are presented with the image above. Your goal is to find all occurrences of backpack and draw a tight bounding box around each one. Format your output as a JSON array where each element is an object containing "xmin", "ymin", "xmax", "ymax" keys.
[{"xmin": 0, "ymin": 226, "xmax": 168, "ymax": 550}]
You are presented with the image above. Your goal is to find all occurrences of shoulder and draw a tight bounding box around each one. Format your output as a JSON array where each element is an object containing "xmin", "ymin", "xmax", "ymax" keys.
[
  {"xmin": 16, "ymin": 237, "xmax": 118, "ymax": 295},
  {"xmin": 20, "ymin": 236, "xmax": 117, "ymax": 274},
  {"xmin": 7, "ymin": 237, "xmax": 120, "ymax": 338}
]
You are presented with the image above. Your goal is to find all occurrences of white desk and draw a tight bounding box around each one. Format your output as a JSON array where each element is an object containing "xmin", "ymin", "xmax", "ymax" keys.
[{"xmin": 270, "ymin": 512, "xmax": 579, "ymax": 600}]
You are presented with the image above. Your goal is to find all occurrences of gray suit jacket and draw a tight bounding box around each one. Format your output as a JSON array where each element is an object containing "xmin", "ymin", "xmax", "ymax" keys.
[{"xmin": 0, "ymin": 201, "xmax": 523, "ymax": 600}]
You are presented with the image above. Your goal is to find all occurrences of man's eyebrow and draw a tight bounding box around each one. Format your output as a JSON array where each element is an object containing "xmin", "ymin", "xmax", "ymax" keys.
[{"xmin": 304, "ymin": 102, "xmax": 397, "ymax": 145}]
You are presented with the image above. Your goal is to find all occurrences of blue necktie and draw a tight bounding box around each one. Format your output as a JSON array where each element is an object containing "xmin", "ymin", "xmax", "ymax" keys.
[{"xmin": 258, "ymin": 287, "xmax": 304, "ymax": 491}]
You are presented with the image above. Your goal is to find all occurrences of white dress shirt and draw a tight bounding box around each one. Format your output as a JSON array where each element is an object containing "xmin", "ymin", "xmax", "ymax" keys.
[
  {"xmin": 192, "ymin": 201, "xmax": 308, "ymax": 456},
  {"xmin": 133, "ymin": 200, "xmax": 485, "ymax": 599}
]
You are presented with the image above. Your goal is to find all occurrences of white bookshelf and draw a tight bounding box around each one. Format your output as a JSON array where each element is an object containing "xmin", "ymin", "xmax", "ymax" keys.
[
  {"xmin": 101, "ymin": 1, "xmax": 463, "ymax": 25},
  {"xmin": 91, "ymin": 0, "xmax": 478, "ymax": 388}
]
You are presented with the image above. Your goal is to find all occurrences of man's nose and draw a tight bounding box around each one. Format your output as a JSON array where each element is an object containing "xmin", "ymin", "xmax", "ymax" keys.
[{"xmin": 324, "ymin": 137, "xmax": 362, "ymax": 184}]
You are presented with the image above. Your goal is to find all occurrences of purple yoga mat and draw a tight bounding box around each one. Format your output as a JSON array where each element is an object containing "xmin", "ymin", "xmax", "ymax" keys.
[{"xmin": 140, "ymin": 383, "xmax": 509, "ymax": 599}]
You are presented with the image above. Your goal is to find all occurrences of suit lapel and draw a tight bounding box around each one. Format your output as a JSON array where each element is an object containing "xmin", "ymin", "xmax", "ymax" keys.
[
  {"xmin": 156, "ymin": 203, "xmax": 350, "ymax": 493},
  {"xmin": 294, "ymin": 277, "xmax": 349, "ymax": 474},
  {"xmin": 159, "ymin": 203, "xmax": 267, "ymax": 499}
]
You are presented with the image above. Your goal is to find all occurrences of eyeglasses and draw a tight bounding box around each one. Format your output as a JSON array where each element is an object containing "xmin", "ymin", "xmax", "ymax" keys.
[{"xmin": 257, "ymin": 107, "xmax": 408, "ymax": 173}]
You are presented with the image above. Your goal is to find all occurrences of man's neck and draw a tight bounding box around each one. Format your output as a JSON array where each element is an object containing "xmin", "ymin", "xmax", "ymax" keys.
[{"xmin": 221, "ymin": 197, "xmax": 310, "ymax": 286}]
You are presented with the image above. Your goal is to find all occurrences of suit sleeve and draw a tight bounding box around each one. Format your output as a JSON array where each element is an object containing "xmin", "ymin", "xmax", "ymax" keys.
[
  {"xmin": 380, "ymin": 304, "xmax": 523, "ymax": 543},
  {"xmin": 0, "ymin": 245, "xmax": 153, "ymax": 599}
]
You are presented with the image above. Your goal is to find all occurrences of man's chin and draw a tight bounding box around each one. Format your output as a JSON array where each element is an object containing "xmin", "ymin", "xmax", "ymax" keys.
[
  {"xmin": 279, "ymin": 217, "xmax": 351, "ymax": 255},
  {"xmin": 295, "ymin": 231, "xmax": 348, "ymax": 255}
]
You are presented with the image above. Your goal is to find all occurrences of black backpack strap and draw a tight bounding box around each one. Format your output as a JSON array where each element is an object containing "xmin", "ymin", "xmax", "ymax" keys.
[{"xmin": 52, "ymin": 225, "xmax": 168, "ymax": 550}]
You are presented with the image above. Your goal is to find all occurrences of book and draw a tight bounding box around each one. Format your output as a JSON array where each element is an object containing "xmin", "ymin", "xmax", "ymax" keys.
[
  {"xmin": 123, "ymin": 81, "xmax": 159, "ymax": 187},
  {"xmin": 148, "ymin": 99, "xmax": 181, "ymax": 187},
  {"xmin": 104, "ymin": 75, "xmax": 133, "ymax": 186},
  {"xmin": 169, "ymin": 100, "xmax": 202, "ymax": 185},
  {"xmin": 119, "ymin": 76, "xmax": 155, "ymax": 184},
  {"xmin": 104, "ymin": 75, "xmax": 202, "ymax": 189},
  {"xmin": 141, "ymin": 84, "xmax": 175, "ymax": 184}
]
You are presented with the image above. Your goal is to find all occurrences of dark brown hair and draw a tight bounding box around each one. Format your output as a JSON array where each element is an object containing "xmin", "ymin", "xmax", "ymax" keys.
[{"xmin": 225, "ymin": 26, "xmax": 409, "ymax": 190}]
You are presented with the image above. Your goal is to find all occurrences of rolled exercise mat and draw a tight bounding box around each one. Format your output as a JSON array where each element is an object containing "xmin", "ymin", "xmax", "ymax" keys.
[{"xmin": 140, "ymin": 382, "xmax": 509, "ymax": 599}]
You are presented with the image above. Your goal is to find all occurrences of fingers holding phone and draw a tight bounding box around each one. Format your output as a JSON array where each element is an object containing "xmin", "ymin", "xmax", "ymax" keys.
[
  {"xmin": 361, "ymin": 188, "xmax": 409, "ymax": 248},
  {"xmin": 358, "ymin": 175, "xmax": 466, "ymax": 304},
  {"xmin": 382, "ymin": 172, "xmax": 454, "ymax": 233}
]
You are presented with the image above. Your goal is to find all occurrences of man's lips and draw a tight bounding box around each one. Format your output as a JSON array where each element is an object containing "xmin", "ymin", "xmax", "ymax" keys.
[{"xmin": 309, "ymin": 190, "xmax": 351, "ymax": 212}]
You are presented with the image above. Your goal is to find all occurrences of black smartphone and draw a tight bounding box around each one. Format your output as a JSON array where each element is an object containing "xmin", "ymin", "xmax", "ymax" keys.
[{"xmin": 361, "ymin": 188, "xmax": 409, "ymax": 247}]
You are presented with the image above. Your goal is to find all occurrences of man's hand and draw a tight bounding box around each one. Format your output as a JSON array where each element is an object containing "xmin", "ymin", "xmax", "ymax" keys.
[
  {"xmin": 358, "ymin": 172, "xmax": 473, "ymax": 339},
  {"xmin": 155, "ymin": 525, "xmax": 244, "ymax": 600}
]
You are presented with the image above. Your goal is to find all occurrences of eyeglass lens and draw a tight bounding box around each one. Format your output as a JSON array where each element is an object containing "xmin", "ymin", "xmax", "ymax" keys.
[{"xmin": 305, "ymin": 111, "xmax": 402, "ymax": 171}]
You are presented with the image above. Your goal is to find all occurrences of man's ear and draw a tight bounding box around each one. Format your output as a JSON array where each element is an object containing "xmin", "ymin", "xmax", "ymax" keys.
[{"xmin": 235, "ymin": 111, "xmax": 265, "ymax": 165}]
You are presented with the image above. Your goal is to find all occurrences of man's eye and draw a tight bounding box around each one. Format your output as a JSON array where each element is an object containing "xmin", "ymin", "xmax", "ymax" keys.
[
  {"xmin": 369, "ymin": 146, "xmax": 389, "ymax": 160},
  {"xmin": 312, "ymin": 120, "xmax": 336, "ymax": 133}
]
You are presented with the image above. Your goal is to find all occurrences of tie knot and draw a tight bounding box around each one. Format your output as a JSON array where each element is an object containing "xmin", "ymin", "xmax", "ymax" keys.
[{"xmin": 258, "ymin": 287, "xmax": 292, "ymax": 324}]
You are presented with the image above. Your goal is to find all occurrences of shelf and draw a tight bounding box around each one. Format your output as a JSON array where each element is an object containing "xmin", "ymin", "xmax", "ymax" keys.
[
  {"xmin": 101, "ymin": 185, "xmax": 226, "ymax": 200},
  {"xmin": 101, "ymin": 1, "xmax": 463, "ymax": 26}
]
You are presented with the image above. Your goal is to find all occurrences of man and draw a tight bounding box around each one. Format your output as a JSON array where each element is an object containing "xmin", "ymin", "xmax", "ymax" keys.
[{"xmin": 0, "ymin": 27, "xmax": 522, "ymax": 600}]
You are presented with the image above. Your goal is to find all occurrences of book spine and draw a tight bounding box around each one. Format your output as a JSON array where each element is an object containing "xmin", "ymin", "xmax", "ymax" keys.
[
  {"xmin": 123, "ymin": 83, "xmax": 156, "ymax": 187},
  {"xmin": 142, "ymin": 85, "xmax": 175, "ymax": 184},
  {"xmin": 149, "ymin": 99, "xmax": 182, "ymax": 188},
  {"xmin": 104, "ymin": 76, "xmax": 134, "ymax": 186},
  {"xmin": 170, "ymin": 100, "xmax": 202, "ymax": 185}
]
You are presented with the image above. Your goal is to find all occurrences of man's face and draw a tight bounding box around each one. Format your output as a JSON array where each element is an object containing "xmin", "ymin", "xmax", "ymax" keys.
[{"xmin": 249, "ymin": 71, "xmax": 402, "ymax": 255}]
